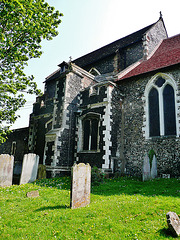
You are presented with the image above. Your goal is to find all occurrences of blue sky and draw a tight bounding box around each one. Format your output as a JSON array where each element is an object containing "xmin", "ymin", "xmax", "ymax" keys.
[{"xmin": 12, "ymin": 0, "xmax": 180, "ymax": 129}]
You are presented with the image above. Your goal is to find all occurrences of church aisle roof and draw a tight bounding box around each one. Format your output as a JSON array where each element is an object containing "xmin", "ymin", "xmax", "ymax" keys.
[{"xmin": 116, "ymin": 33, "xmax": 180, "ymax": 81}]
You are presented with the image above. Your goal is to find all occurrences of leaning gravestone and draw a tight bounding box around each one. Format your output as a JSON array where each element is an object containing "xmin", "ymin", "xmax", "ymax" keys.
[
  {"xmin": 166, "ymin": 211, "xmax": 180, "ymax": 237},
  {"xmin": 20, "ymin": 153, "xmax": 39, "ymax": 185},
  {"xmin": 143, "ymin": 153, "xmax": 151, "ymax": 181},
  {"xmin": 37, "ymin": 164, "xmax": 46, "ymax": 179},
  {"xmin": 0, "ymin": 154, "xmax": 14, "ymax": 187},
  {"xmin": 71, "ymin": 163, "xmax": 91, "ymax": 209},
  {"xmin": 150, "ymin": 154, "xmax": 157, "ymax": 179}
]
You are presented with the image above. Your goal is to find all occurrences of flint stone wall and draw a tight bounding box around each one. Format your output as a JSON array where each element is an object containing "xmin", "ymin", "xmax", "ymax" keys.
[{"xmin": 115, "ymin": 67, "xmax": 180, "ymax": 177}]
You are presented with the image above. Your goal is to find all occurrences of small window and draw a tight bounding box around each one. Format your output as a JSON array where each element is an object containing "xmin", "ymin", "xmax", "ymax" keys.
[
  {"xmin": 89, "ymin": 67, "xmax": 101, "ymax": 76},
  {"xmin": 82, "ymin": 117, "xmax": 99, "ymax": 151},
  {"xmin": 11, "ymin": 141, "xmax": 16, "ymax": 155},
  {"xmin": 45, "ymin": 119, "xmax": 53, "ymax": 132},
  {"xmin": 40, "ymin": 100, "xmax": 45, "ymax": 108},
  {"xmin": 89, "ymin": 86, "xmax": 98, "ymax": 96}
]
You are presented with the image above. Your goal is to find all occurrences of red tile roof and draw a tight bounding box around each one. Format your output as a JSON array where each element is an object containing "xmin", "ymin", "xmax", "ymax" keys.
[{"xmin": 116, "ymin": 34, "xmax": 180, "ymax": 81}]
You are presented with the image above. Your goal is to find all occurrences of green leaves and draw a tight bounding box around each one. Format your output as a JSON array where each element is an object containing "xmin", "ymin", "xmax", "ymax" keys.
[{"xmin": 0, "ymin": 0, "xmax": 63, "ymax": 142}]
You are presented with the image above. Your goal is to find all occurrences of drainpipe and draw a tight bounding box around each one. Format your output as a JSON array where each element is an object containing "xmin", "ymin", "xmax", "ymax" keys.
[{"xmin": 120, "ymin": 101, "xmax": 126, "ymax": 175}]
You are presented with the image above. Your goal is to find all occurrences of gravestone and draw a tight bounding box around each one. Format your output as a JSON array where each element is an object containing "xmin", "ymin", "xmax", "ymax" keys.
[
  {"xmin": 71, "ymin": 163, "xmax": 91, "ymax": 209},
  {"xmin": 143, "ymin": 153, "xmax": 151, "ymax": 181},
  {"xmin": 150, "ymin": 155, "xmax": 157, "ymax": 179},
  {"xmin": 37, "ymin": 164, "xmax": 46, "ymax": 179},
  {"xmin": 20, "ymin": 153, "xmax": 39, "ymax": 185},
  {"xmin": 27, "ymin": 190, "xmax": 39, "ymax": 198},
  {"xmin": 162, "ymin": 174, "xmax": 170, "ymax": 179},
  {"xmin": 0, "ymin": 154, "xmax": 14, "ymax": 187},
  {"xmin": 166, "ymin": 211, "xmax": 180, "ymax": 237}
]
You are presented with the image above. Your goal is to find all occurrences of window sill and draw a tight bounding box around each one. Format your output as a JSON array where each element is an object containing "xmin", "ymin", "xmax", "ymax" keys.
[
  {"xmin": 78, "ymin": 150, "xmax": 100, "ymax": 154},
  {"xmin": 147, "ymin": 135, "xmax": 178, "ymax": 140}
]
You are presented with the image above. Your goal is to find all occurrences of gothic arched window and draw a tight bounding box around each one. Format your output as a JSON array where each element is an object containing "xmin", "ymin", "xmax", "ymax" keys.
[
  {"xmin": 149, "ymin": 87, "xmax": 160, "ymax": 137},
  {"xmin": 163, "ymin": 84, "xmax": 176, "ymax": 136},
  {"xmin": 144, "ymin": 74, "xmax": 178, "ymax": 138}
]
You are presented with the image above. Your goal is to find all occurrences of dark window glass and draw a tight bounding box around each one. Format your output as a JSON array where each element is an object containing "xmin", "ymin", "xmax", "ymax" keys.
[
  {"xmin": 83, "ymin": 119, "xmax": 90, "ymax": 150},
  {"xmin": 91, "ymin": 119, "xmax": 98, "ymax": 150},
  {"xmin": 163, "ymin": 84, "xmax": 176, "ymax": 135},
  {"xmin": 83, "ymin": 117, "xmax": 99, "ymax": 150},
  {"xmin": 155, "ymin": 77, "xmax": 165, "ymax": 87},
  {"xmin": 149, "ymin": 88, "xmax": 160, "ymax": 137},
  {"xmin": 11, "ymin": 142, "xmax": 16, "ymax": 155}
]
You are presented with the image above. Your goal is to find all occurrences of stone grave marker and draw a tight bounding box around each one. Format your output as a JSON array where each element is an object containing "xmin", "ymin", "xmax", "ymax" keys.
[
  {"xmin": 20, "ymin": 153, "xmax": 39, "ymax": 185},
  {"xmin": 166, "ymin": 211, "xmax": 180, "ymax": 237},
  {"xmin": 162, "ymin": 174, "xmax": 170, "ymax": 179},
  {"xmin": 71, "ymin": 163, "xmax": 91, "ymax": 209},
  {"xmin": 150, "ymin": 154, "xmax": 157, "ymax": 179},
  {"xmin": 142, "ymin": 153, "xmax": 151, "ymax": 181},
  {"xmin": 0, "ymin": 154, "xmax": 14, "ymax": 187},
  {"xmin": 38, "ymin": 164, "xmax": 46, "ymax": 179},
  {"xmin": 27, "ymin": 190, "xmax": 39, "ymax": 198}
]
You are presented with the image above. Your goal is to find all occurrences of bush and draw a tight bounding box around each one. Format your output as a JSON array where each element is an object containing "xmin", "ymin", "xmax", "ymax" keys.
[{"xmin": 91, "ymin": 166, "xmax": 105, "ymax": 185}]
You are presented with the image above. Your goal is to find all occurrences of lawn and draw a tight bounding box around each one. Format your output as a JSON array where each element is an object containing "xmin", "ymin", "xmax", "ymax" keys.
[{"xmin": 0, "ymin": 176, "xmax": 179, "ymax": 239}]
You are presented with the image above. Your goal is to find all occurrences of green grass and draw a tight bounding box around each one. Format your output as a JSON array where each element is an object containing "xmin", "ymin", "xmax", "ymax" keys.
[{"xmin": 0, "ymin": 177, "xmax": 180, "ymax": 239}]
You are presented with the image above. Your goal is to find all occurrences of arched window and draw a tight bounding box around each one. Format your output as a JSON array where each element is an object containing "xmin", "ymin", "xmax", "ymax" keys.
[
  {"xmin": 149, "ymin": 87, "xmax": 160, "ymax": 137},
  {"xmin": 163, "ymin": 84, "xmax": 176, "ymax": 135},
  {"xmin": 144, "ymin": 74, "xmax": 178, "ymax": 138}
]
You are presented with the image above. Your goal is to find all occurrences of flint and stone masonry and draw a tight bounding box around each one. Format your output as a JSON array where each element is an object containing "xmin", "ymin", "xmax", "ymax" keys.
[{"xmin": 0, "ymin": 17, "xmax": 179, "ymax": 178}]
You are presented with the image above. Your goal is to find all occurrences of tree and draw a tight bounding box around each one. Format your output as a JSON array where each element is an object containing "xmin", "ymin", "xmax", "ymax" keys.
[{"xmin": 0, "ymin": 0, "xmax": 63, "ymax": 143}]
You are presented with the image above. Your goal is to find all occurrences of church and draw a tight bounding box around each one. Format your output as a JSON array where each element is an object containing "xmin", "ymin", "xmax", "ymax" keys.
[{"xmin": 1, "ymin": 16, "xmax": 180, "ymax": 178}]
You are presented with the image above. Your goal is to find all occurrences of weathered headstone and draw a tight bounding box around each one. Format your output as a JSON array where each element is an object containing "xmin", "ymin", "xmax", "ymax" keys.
[
  {"xmin": 162, "ymin": 174, "xmax": 170, "ymax": 179},
  {"xmin": 37, "ymin": 164, "xmax": 46, "ymax": 179},
  {"xmin": 26, "ymin": 190, "xmax": 39, "ymax": 198},
  {"xmin": 166, "ymin": 211, "xmax": 180, "ymax": 237},
  {"xmin": 20, "ymin": 153, "xmax": 39, "ymax": 185},
  {"xmin": 150, "ymin": 154, "xmax": 157, "ymax": 179},
  {"xmin": 71, "ymin": 163, "xmax": 91, "ymax": 209},
  {"xmin": 143, "ymin": 153, "xmax": 151, "ymax": 181},
  {"xmin": 0, "ymin": 154, "xmax": 14, "ymax": 187}
]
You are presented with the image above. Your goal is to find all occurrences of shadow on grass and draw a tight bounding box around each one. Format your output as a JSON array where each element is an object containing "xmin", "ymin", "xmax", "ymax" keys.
[
  {"xmin": 35, "ymin": 205, "xmax": 70, "ymax": 211},
  {"xmin": 91, "ymin": 177, "xmax": 180, "ymax": 198},
  {"xmin": 158, "ymin": 228, "xmax": 176, "ymax": 238},
  {"xmin": 35, "ymin": 176, "xmax": 180, "ymax": 198}
]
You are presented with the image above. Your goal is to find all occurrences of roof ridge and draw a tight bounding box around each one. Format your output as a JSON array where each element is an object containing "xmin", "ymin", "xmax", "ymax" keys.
[{"xmin": 73, "ymin": 22, "xmax": 156, "ymax": 65}]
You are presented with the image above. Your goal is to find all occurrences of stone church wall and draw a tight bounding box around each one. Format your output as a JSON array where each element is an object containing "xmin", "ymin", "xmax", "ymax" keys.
[
  {"xmin": 0, "ymin": 127, "xmax": 29, "ymax": 163},
  {"xmin": 76, "ymin": 82, "xmax": 121, "ymax": 172},
  {"xmin": 146, "ymin": 19, "xmax": 167, "ymax": 56},
  {"xmin": 55, "ymin": 73, "xmax": 84, "ymax": 168},
  {"xmin": 115, "ymin": 66, "xmax": 180, "ymax": 177}
]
